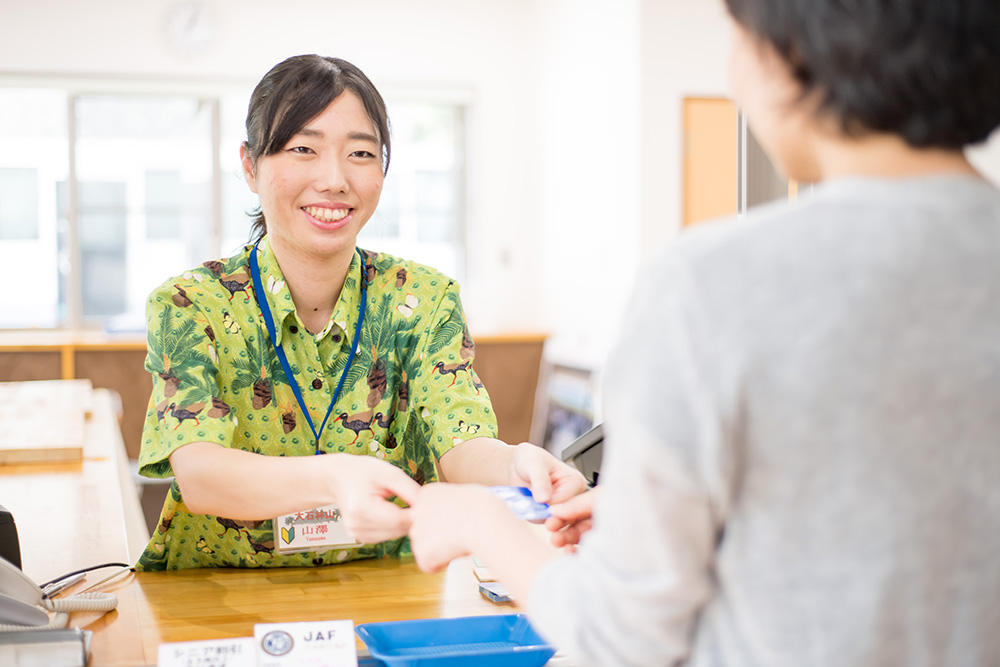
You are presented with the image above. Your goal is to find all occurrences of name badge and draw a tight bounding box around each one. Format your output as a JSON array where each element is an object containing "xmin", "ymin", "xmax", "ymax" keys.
[{"xmin": 274, "ymin": 505, "xmax": 360, "ymax": 554}]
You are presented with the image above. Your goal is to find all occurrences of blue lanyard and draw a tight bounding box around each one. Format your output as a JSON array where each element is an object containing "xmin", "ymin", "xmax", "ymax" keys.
[{"xmin": 248, "ymin": 240, "xmax": 367, "ymax": 454}]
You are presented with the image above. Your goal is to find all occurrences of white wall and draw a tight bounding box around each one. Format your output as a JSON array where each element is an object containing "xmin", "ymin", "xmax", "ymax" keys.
[
  {"xmin": 535, "ymin": 0, "xmax": 641, "ymax": 370},
  {"xmin": 639, "ymin": 0, "xmax": 732, "ymax": 251}
]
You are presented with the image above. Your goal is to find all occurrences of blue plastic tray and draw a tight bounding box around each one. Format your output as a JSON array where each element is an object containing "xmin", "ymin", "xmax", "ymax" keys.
[{"xmin": 355, "ymin": 614, "xmax": 555, "ymax": 667}]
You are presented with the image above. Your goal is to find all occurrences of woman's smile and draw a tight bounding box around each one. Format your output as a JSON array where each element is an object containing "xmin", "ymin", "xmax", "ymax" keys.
[{"xmin": 302, "ymin": 204, "xmax": 353, "ymax": 230}]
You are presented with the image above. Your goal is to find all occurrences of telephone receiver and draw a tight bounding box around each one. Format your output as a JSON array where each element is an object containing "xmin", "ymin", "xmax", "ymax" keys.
[{"xmin": 0, "ymin": 556, "xmax": 118, "ymax": 632}]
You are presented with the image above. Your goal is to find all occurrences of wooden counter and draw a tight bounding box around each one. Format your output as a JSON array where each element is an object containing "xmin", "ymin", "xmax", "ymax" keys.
[
  {"xmin": 2, "ymin": 384, "xmax": 149, "ymax": 580},
  {"xmin": 1, "ymin": 379, "xmax": 563, "ymax": 666},
  {"xmin": 85, "ymin": 556, "xmax": 513, "ymax": 666}
]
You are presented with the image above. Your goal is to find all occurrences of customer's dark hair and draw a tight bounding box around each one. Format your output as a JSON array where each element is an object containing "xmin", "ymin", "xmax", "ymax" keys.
[
  {"xmin": 243, "ymin": 55, "xmax": 391, "ymax": 243},
  {"xmin": 724, "ymin": 0, "xmax": 1000, "ymax": 149}
]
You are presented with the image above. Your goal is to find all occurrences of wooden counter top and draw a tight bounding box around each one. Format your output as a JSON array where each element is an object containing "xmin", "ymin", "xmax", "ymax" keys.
[
  {"xmin": 0, "ymin": 379, "xmax": 556, "ymax": 666},
  {"xmin": 2, "ymin": 384, "xmax": 148, "ymax": 581},
  {"xmin": 83, "ymin": 556, "xmax": 511, "ymax": 665}
]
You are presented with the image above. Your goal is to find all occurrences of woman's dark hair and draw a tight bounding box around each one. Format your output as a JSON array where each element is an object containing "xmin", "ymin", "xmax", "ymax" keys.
[
  {"xmin": 724, "ymin": 0, "xmax": 1000, "ymax": 149},
  {"xmin": 243, "ymin": 55, "xmax": 391, "ymax": 242}
]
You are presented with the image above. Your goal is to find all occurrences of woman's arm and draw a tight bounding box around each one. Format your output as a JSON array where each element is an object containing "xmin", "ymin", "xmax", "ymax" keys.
[
  {"xmin": 437, "ymin": 437, "xmax": 588, "ymax": 503},
  {"xmin": 170, "ymin": 442, "xmax": 421, "ymax": 543}
]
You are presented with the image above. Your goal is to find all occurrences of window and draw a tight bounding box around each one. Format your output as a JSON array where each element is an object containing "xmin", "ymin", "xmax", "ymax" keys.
[
  {"xmin": 0, "ymin": 88, "xmax": 67, "ymax": 327},
  {"xmin": 0, "ymin": 168, "xmax": 40, "ymax": 240},
  {"xmin": 145, "ymin": 170, "xmax": 184, "ymax": 240},
  {"xmin": 74, "ymin": 94, "xmax": 214, "ymax": 325},
  {"xmin": 362, "ymin": 101, "xmax": 466, "ymax": 279},
  {"xmin": 56, "ymin": 179, "xmax": 129, "ymax": 318},
  {"xmin": 0, "ymin": 84, "xmax": 467, "ymax": 330}
]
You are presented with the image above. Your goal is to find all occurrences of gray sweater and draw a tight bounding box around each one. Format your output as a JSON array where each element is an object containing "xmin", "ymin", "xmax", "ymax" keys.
[{"xmin": 530, "ymin": 174, "xmax": 1000, "ymax": 666}]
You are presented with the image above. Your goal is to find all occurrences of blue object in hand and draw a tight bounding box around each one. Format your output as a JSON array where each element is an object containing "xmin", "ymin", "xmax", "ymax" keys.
[{"xmin": 489, "ymin": 486, "xmax": 551, "ymax": 522}]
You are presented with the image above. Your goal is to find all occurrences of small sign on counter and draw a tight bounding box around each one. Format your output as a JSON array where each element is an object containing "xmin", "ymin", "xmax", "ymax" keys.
[
  {"xmin": 157, "ymin": 636, "xmax": 256, "ymax": 667},
  {"xmin": 255, "ymin": 619, "xmax": 358, "ymax": 667},
  {"xmin": 158, "ymin": 620, "xmax": 357, "ymax": 667}
]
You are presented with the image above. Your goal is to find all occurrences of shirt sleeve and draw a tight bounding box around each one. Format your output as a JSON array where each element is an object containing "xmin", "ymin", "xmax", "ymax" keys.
[
  {"xmin": 138, "ymin": 281, "xmax": 236, "ymax": 478},
  {"xmin": 410, "ymin": 281, "xmax": 499, "ymax": 461},
  {"xmin": 527, "ymin": 250, "xmax": 732, "ymax": 666}
]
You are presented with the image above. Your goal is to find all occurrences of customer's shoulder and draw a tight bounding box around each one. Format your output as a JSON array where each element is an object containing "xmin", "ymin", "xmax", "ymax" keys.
[
  {"xmin": 669, "ymin": 175, "xmax": 1000, "ymax": 268},
  {"xmin": 659, "ymin": 196, "xmax": 813, "ymax": 266}
]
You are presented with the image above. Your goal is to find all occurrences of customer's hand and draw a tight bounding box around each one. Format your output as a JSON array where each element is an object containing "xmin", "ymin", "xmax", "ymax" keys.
[
  {"xmin": 508, "ymin": 443, "xmax": 589, "ymax": 504},
  {"xmin": 332, "ymin": 454, "xmax": 422, "ymax": 544},
  {"xmin": 545, "ymin": 487, "xmax": 599, "ymax": 549},
  {"xmin": 409, "ymin": 483, "xmax": 510, "ymax": 572}
]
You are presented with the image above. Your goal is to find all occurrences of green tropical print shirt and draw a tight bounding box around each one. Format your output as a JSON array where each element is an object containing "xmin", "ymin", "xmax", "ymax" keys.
[{"xmin": 137, "ymin": 238, "xmax": 497, "ymax": 570}]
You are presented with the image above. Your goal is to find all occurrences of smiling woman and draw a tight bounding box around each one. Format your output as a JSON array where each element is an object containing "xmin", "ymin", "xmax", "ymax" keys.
[
  {"xmin": 240, "ymin": 90, "xmax": 386, "ymax": 332},
  {"xmin": 134, "ymin": 55, "xmax": 587, "ymax": 571}
]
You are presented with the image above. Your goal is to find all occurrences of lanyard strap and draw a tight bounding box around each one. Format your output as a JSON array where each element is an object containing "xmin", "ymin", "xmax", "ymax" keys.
[{"xmin": 249, "ymin": 240, "xmax": 367, "ymax": 454}]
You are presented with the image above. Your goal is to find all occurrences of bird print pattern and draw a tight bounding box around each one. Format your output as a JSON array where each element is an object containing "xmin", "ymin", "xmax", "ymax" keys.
[{"xmin": 137, "ymin": 237, "xmax": 496, "ymax": 571}]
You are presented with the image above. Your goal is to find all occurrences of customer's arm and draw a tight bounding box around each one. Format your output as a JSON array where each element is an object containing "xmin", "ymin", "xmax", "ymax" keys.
[
  {"xmin": 411, "ymin": 251, "xmax": 727, "ymax": 666},
  {"xmin": 411, "ymin": 421, "xmax": 720, "ymax": 666}
]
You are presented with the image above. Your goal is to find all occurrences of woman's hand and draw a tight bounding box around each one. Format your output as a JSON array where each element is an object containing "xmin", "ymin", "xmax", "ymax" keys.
[
  {"xmin": 545, "ymin": 487, "xmax": 599, "ymax": 549},
  {"xmin": 409, "ymin": 483, "xmax": 509, "ymax": 572},
  {"xmin": 508, "ymin": 443, "xmax": 589, "ymax": 504},
  {"xmin": 331, "ymin": 454, "xmax": 422, "ymax": 544}
]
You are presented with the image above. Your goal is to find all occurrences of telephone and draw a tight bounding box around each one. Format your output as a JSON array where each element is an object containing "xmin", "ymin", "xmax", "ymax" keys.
[{"xmin": 0, "ymin": 556, "xmax": 118, "ymax": 632}]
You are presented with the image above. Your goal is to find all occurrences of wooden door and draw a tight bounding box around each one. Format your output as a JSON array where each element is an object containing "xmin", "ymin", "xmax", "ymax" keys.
[{"xmin": 682, "ymin": 97, "xmax": 740, "ymax": 226}]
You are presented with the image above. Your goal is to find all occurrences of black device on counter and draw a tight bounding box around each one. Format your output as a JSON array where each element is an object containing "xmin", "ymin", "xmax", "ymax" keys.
[
  {"xmin": 0, "ymin": 505, "xmax": 21, "ymax": 570},
  {"xmin": 560, "ymin": 423, "xmax": 604, "ymax": 487}
]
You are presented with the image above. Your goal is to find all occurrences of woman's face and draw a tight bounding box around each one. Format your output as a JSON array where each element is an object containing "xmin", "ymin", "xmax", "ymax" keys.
[
  {"xmin": 241, "ymin": 90, "xmax": 384, "ymax": 259},
  {"xmin": 727, "ymin": 18, "xmax": 821, "ymax": 182}
]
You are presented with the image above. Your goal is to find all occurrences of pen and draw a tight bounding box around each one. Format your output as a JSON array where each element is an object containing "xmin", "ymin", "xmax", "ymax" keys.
[{"xmin": 42, "ymin": 572, "xmax": 85, "ymax": 598}]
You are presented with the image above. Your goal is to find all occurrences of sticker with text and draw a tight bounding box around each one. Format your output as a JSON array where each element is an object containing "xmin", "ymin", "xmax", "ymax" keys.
[
  {"xmin": 254, "ymin": 619, "xmax": 357, "ymax": 667},
  {"xmin": 274, "ymin": 505, "xmax": 360, "ymax": 554}
]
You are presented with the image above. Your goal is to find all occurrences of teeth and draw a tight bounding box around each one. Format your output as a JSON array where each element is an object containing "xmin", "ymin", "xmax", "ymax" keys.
[{"xmin": 304, "ymin": 206, "xmax": 350, "ymax": 222}]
